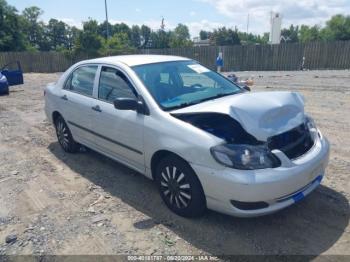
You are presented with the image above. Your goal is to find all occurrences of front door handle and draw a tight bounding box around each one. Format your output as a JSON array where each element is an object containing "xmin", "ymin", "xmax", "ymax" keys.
[
  {"xmin": 61, "ymin": 95, "xmax": 68, "ymax": 101},
  {"xmin": 92, "ymin": 105, "xmax": 102, "ymax": 112}
]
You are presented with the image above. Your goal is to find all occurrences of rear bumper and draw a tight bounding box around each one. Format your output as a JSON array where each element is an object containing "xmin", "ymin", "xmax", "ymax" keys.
[{"xmin": 191, "ymin": 131, "xmax": 330, "ymax": 217}]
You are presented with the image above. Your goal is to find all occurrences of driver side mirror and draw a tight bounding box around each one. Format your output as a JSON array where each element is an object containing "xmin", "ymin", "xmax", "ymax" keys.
[
  {"xmin": 114, "ymin": 98, "xmax": 138, "ymax": 111},
  {"xmin": 114, "ymin": 97, "xmax": 149, "ymax": 115}
]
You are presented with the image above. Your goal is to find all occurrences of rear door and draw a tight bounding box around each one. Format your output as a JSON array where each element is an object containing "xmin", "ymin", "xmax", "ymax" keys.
[
  {"xmin": 59, "ymin": 65, "xmax": 99, "ymax": 146},
  {"xmin": 1, "ymin": 61, "xmax": 24, "ymax": 86},
  {"xmin": 90, "ymin": 66, "xmax": 145, "ymax": 172}
]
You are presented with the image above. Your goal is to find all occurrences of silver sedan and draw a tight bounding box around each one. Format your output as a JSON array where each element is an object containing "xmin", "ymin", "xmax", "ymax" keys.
[{"xmin": 45, "ymin": 55, "xmax": 330, "ymax": 217}]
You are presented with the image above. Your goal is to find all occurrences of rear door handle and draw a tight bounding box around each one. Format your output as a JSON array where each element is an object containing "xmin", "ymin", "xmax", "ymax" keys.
[
  {"xmin": 61, "ymin": 95, "xmax": 68, "ymax": 101},
  {"xmin": 92, "ymin": 105, "xmax": 102, "ymax": 112}
]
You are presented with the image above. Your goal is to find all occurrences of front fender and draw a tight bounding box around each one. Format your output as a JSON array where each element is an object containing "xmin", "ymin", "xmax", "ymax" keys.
[{"xmin": 143, "ymin": 114, "xmax": 225, "ymax": 173}]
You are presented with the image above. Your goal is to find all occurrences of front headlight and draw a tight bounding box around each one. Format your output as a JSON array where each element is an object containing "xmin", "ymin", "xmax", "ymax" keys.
[
  {"xmin": 0, "ymin": 75, "xmax": 6, "ymax": 81},
  {"xmin": 210, "ymin": 144, "xmax": 281, "ymax": 170}
]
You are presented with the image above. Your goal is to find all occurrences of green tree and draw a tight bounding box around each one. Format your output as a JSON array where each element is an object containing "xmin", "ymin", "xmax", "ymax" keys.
[
  {"xmin": 281, "ymin": 25, "xmax": 299, "ymax": 42},
  {"xmin": 211, "ymin": 27, "xmax": 241, "ymax": 46},
  {"xmin": 130, "ymin": 25, "xmax": 141, "ymax": 48},
  {"xmin": 47, "ymin": 19, "xmax": 70, "ymax": 50},
  {"xmin": 74, "ymin": 19, "xmax": 103, "ymax": 56},
  {"xmin": 66, "ymin": 26, "xmax": 80, "ymax": 50},
  {"xmin": 98, "ymin": 21, "xmax": 113, "ymax": 39},
  {"xmin": 261, "ymin": 32, "xmax": 270, "ymax": 43},
  {"xmin": 140, "ymin": 25, "xmax": 151, "ymax": 48},
  {"xmin": 199, "ymin": 30, "xmax": 211, "ymax": 40},
  {"xmin": 82, "ymin": 19, "xmax": 99, "ymax": 34},
  {"xmin": 0, "ymin": 0, "xmax": 28, "ymax": 51},
  {"xmin": 299, "ymin": 25, "xmax": 321, "ymax": 43},
  {"xmin": 113, "ymin": 23, "xmax": 131, "ymax": 37},
  {"xmin": 169, "ymin": 24, "xmax": 192, "ymax": 48},
  {"xmin": 150, "ymin": 30, "xmax": 171, "ymax": 49},
  {"xmin": 322, "ymin": 14, "xmax": 350, "ymax": 41},
  {"xmin": 22, "ymin": 6, "xmax": 48, "ymax": 50},
  {"xmin": 101, "ymin": 32, "xmax": 135, "ymax": 55},
  {"xmin": 238, "ymin": 32, "xmax": 269, "ymax": 45}
]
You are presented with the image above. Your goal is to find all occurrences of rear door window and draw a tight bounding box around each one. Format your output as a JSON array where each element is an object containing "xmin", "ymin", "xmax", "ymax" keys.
[{"xmin": 65, "ymin": 66, "xmax": 98, "ymax": 96}]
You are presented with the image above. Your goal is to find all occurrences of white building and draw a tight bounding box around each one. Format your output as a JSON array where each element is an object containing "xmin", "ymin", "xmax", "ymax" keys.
[
  {"xmin": 193, "ymin": 37, "xmax": 211, "ymax": 47},
  {"xmin": 270, "ymin": 13, "xmax": 282, "ymax": 44}
]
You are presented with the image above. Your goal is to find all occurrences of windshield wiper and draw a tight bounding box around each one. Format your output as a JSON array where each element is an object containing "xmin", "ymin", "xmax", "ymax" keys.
[
  {"xmin": 164, "ymin": 102, "xmax": 199, "ymax": 111},
  {"xmin": 195, "ymin": 92, "xmax": 237, "ymax": 104},
  {"xmin": 165, "ymin": 92, "xmax": 239, "ymax": 111}
]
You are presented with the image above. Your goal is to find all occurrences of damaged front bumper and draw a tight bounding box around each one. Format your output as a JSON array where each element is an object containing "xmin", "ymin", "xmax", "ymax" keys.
[{"xmin": 191, "ymin": 131, "xmax": 330, "ymax": 217}]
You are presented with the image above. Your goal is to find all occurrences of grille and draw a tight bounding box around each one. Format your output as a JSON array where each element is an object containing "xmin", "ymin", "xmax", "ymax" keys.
[{"xmin": 268, "ymin": 123, "xmax": 314, "ymax": 159}]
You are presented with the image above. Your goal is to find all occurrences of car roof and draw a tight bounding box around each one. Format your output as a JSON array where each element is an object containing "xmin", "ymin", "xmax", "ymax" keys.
[{"xmin": 86, "ymin": 55, "xmax": 192, "ymax": 67}]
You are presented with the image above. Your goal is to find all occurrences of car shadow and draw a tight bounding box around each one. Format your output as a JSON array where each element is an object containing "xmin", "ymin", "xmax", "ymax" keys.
[{"xmin": 48, "ymin": 142, "xmax": 349, "ymax": 256}]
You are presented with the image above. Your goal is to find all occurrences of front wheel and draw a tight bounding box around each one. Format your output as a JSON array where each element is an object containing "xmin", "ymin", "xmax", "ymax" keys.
[
  {"xmin": 155, "ymin": 155, "xmax": 206, "ymax": 217},
  {"xmin": 54, "ymin": 115, "xmax": 79, "ymax": 153}
]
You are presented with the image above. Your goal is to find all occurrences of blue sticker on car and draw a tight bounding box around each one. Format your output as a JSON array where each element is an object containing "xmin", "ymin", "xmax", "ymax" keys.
[
  {"xmin": 315, "ymin": 175, "xmax": 323, "ymax": 184},
  {"xmin": 292, "ymin": 192, "xmax": 305, "ymax": 203}
]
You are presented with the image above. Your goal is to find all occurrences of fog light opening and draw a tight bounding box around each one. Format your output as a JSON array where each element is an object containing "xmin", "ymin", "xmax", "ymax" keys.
[{"xmin": 230, "ymin": 200, "xmax": 269, "ymax": 211}]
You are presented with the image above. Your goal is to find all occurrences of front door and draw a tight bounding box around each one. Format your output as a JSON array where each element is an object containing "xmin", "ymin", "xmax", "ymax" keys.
[
  {"xmin": 1, "ymin": 61, "xmax": 24, "ymax": 86},
  {"xmin": 91, "ymin": 66, "xmax": 145, "ymax": 172}
]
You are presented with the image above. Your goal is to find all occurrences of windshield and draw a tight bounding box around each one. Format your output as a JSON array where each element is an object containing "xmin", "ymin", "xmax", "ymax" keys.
[{"xmin": 132, "ymin": 61, "xmax": 243, "ymax": 111}]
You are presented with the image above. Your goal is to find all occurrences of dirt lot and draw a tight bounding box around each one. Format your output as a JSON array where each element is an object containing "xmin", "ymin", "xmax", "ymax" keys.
[{"xmin": 0, "ymin": 70, "xmax": 349, "ymax": 257}]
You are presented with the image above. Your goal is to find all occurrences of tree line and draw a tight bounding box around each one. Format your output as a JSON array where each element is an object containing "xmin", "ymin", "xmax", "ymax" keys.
[
  {"xmin": 1, "ymin": 0, "xmax": 350, "ymax": 57},
  {"xmin": 200, "ymin": 14, "xmax": 350, "ymax": 44},
  {"xmin": 0, "ymin": 0, "xmax": 193, "ymax": 56}
]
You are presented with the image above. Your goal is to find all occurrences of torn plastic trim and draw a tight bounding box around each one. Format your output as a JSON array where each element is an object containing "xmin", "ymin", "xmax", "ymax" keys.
[{"xmin": 171, "ymin": 112, "xmax": 263, "ymax": 145}]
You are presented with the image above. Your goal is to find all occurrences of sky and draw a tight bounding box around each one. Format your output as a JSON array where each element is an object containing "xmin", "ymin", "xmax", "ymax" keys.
[{"xmin": 6, "ymin": 0, "xmax": 350, "ymax": 38}]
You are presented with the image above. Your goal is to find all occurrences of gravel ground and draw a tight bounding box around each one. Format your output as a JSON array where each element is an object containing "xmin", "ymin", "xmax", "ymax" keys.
[{"xmin": 0, "ymin": 71, "xmax": 349, "ymax": 257}]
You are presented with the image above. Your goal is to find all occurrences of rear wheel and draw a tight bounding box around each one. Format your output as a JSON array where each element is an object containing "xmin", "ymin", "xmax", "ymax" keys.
[
  {"xmin": 54, "ymin": 115, "xmax": 79, "ymax": 153},
  {"xmin": 155, "ymin": 155, "xmax": 206, "ymax": 217}
]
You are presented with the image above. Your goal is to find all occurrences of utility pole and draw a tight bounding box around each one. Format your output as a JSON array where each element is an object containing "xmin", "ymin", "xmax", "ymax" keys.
[
  {"xmin": 161, "ymin": 17, "xmax": 165, "ymax": 31},
  {"xmin": 105, "ymin": 0, "xmax": 110, "ymax": 40}
]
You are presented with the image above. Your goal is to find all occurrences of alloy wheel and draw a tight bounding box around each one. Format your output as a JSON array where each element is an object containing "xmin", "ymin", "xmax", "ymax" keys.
[
  {"xmin": 160, "ymin": 166, "xmax": 192, "ymax": 209},
  {"xmin": 56, "ymin": 119, "xmax": 69, "ymax": 150}
]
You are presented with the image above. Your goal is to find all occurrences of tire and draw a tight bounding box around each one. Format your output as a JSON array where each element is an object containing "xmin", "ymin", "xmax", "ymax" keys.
[
  {"xmin": 54, "ymin": 115, "xmax": 79, "ymax": 153},
  {"xmin": 155, "ymin": 155, "xmax": 206, "ymax": 217},
  {"xmin": 0, "ymin": 87, "xmax": 9, "ymax": 96}
]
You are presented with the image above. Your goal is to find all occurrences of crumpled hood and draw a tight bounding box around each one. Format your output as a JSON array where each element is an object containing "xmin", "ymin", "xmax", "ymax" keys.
[{"xmin": 171, "ymin": 91, "xmax": 305, "ymax": 141}]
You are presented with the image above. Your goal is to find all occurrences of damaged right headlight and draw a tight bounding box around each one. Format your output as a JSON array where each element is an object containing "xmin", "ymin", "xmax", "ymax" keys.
[{"xmin": 210, "ymin": 144, "xmax": 281, "ymax": 170}]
